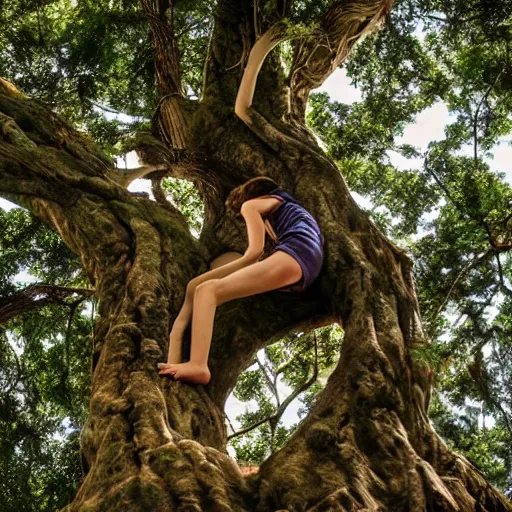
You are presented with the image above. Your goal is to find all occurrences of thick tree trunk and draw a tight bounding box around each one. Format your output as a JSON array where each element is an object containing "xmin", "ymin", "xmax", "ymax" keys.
[{"xmin": 1, "ymin": 1, "xmax": 512, "ymax": 509}]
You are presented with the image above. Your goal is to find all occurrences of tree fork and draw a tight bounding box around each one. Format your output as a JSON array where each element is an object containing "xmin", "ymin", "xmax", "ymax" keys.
[
  {"xmin": 3, "ymin": 0, "xmax": 512, "ymax": 506},
  {"xmin": 0, "ymin": 80, "xmax": 336, "ymax": 512}
]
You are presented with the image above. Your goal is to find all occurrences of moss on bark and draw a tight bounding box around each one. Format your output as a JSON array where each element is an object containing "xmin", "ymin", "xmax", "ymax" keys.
[{"xmin": 2, "ymin": 12, "xmax": 512, "ymax": 507}]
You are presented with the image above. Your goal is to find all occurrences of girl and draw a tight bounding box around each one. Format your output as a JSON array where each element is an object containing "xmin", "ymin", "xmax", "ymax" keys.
[{"xmin": 157, "ymin": 177, "xmax": 324, "ymax": 384}]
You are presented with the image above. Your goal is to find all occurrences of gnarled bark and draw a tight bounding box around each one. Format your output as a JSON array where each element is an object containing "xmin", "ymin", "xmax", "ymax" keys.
[{"xmin": 1, "ymin": 0, "xmax": 511, "ymax": 509}]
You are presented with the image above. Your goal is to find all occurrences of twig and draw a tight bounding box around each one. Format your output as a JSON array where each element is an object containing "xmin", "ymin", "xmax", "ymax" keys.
[
  {"xmin": 257, "ymin": 353, "xmax": 280, "ymax": 407},
  {"xmin": 435, "ymin": 249, "xmax": 494, "ymax": 317},
  {"xmin": 424, "ymin": 157, "xmax": 468, "ymax": 216},
  {"xmin": 228, "ymin": 333, "xmax": 319, "ymax": 441},
  {"xmin": 495, "ymin": 253, "xmax": 512, "ymax": 296},
  {"xmin": 224, "ymin": 412, "xmax": 238, "ymax": 435},
  {"xmin": 424, "ymin": 14, "xmax": 480, "ymax": 24},
  {"xmin": 228, "ymin": 414, "xmax": 272, "ymax": 440}
]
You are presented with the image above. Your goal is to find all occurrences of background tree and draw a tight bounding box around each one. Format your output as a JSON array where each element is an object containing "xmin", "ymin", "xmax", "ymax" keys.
[{"xmin": 1, "ymin": 0, "xmax": 512, "ymax": 511}]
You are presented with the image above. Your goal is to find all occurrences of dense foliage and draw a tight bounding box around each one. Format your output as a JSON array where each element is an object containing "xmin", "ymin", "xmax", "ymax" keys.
[
  {"xmin": 307, "ymin": 0, "xmax": 512, "ymax": 494},
  {"xmin": 1, "ymin": 0, "xmax": 511, "ymax": 509}
]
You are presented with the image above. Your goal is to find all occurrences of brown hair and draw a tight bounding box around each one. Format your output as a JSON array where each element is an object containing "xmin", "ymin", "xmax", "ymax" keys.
[{"xmin": 225, "ymin": 177, "xmax": 279, "ymax": 217}]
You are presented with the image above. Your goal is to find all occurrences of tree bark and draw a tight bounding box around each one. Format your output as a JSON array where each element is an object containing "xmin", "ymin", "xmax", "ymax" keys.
[{"xmin": 1, "ymin": 0, "xmax": 512, "ymax": 509}]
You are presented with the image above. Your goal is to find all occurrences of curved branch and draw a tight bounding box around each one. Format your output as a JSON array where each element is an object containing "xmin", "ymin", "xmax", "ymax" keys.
[
  {"xmin": 234, "ymin": 1, "xmax": 394, "ymax": 153},
  {"xmin": 234, "ymin": 23, "xmax": 333, "ymax": 159},
  {"xmin": 234, "ymin": 23, "xmax": 290, "ymax": 124},
  {"xmin": 288, "ymin": 0, "xmax": 394, "ymax": 121},
  {"xmin": 107, "ymin": 164, "xmax": 166, "ymax": 187}
]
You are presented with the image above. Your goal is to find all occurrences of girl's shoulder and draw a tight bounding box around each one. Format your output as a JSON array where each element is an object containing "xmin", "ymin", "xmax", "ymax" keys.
[{"xmin": 267, "ymin": 187, "xmax": 300, "ymax": 205}]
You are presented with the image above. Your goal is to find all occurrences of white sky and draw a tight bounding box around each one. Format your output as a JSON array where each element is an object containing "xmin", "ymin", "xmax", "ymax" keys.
[{"xmin": 319, "ymin": 69, "xmax": 512, "ymax": 185}]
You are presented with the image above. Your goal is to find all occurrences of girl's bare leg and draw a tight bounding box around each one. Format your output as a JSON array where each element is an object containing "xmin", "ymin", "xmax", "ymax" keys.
[
  {"xmin": 209, "ymin": 251, "xmax": 245, "ymax": 270},
  {"xmin": 165, "ymin": 252, "xmax": 245, "ymax": 364},
  {"xmin": 158, "ymin": 251, "xmax": 302, "ymax": 384}
]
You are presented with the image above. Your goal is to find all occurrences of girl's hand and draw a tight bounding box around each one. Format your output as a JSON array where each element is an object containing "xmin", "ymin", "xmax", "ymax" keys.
[{"xmin": 157, "ymin": 362, "xmax": 174, "ymax": 375}]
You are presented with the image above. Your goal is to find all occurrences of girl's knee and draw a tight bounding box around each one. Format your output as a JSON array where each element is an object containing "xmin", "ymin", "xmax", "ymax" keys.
[
  {"xmin": 186, "ymin": 280, "xmax": 196, "ymax": 297},
  {"xmin": 194, "ymin": 279, "xmax": 219, "ymax": 297}
]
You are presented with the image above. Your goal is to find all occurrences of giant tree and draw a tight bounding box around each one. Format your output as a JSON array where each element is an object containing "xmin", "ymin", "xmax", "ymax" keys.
[{"xmin": 1, "ymin": 0, "xmax": 511, "ymax": 510}]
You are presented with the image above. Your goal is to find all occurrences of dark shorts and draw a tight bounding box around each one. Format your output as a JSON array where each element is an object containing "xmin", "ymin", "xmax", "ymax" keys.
[{"xmin": 274, "ymin": 234, "xmax": 324, "ymax": 292}]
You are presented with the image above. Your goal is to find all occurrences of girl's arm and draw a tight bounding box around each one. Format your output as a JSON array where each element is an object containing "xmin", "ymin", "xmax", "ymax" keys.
[{"xmin": 240, "ymin": 200, "xmax": 266, "ymax": 261}]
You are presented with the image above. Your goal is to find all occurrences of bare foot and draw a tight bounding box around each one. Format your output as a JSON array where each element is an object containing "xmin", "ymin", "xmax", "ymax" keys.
[{"xmin": 158, "ymin": 362, "xmax": 211, "ymax": 385}]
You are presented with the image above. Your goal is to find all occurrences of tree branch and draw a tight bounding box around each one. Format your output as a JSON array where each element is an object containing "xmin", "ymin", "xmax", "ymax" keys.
[
  {"xmin": 473, "ymin": 72, "xmax": 502, "ymax": 164},
  {"xmin": 140, "ymin": 0, "xmax": 191, "ymax": 148},
  {"xmin": 257, "ymin": 354, "xmax": 281, "ymax": 406},
  {"xmin": 233, "ymin": 23, "xmax": 333, "ymax": 159},
  {"xmin": 0, "ymin": 284, "xmax": 94, "ymax": 325},
  {"xmin": 1, "ymin": 330, "xmax": 24, "ymax": 394},
  {"xmin": 424, "ymin": 14, "xmax": 480, "ymax": 24},
  {"xmin": 224, "ymin": 411, "xmax": 238, "ymax": 436},
  {"xmin": 149, "ymin": 176, "xmax": 191, "ymax": 230},
  {"xmin": 495, "ymin": 253, "xmax": 512, "ymax": 297},
  {"xmin": 469, "ymin": 349, "xmax": 512, "ymax": 438},
  {"xmin": 106, "ymin": 164, "xmax": 167, "ymax": 187},
  {"xmin": 87, "ymin": 99, "xmax": 150, "ymax": 122},
  {"xmin": 434, "ymin": 249, "xmax": 495, "ymax": 318},
  {"xmin": 234, "ymin": 23, "xmax": 290, "ymax": 125},
  {"xmin": 227, "ymin": 333, "xmax": 319, "ymax": 440},
  {"xmin": 424, "ymin": 155, "xmax": 497, "ymax": 248},
  {"xmin": 233, "ymin": 1, "xmax": 394, "ymax": 156},
  {"xmin": 140, "ymin": 0, "xmax": 182, "ymax": 97},
  {"xmin": 288, "ymin": 0, "xmax": 394, "ymax": 121}
]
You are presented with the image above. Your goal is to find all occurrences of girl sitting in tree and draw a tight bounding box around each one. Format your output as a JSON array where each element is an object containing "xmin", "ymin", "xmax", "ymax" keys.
[{"xmin": 157, "ymin": 176, "xmax": 324, "ymax": 384}]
